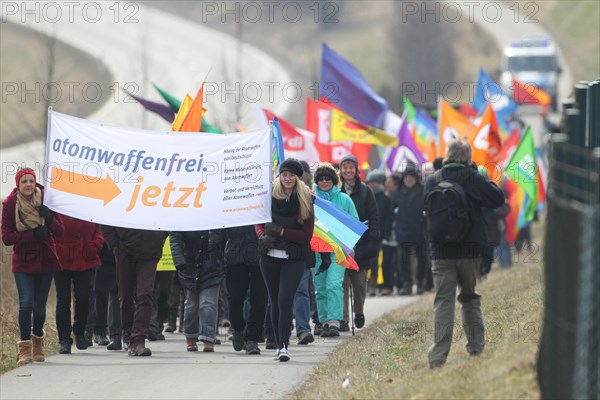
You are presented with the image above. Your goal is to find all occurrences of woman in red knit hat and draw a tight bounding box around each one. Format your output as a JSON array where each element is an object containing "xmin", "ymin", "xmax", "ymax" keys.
[{"xmin": 1, "ymin": 167, "xmax": 64, "ymax": 366}]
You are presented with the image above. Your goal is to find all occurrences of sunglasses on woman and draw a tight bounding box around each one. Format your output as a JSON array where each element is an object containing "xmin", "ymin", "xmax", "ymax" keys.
[{"xmin": 317, "ymin": 176, "xmax": 332, "ymax": 182}]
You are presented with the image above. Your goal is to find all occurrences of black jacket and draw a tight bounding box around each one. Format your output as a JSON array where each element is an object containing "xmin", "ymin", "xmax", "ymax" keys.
[
  {"xmin": 424, "ymin": 164, "xmax": 505, "ymax": 259},
  {"xmin": 170, "ymin": 230, "xmax": 225, "ymax": 291},
  {"xmin": 374, "ymin": 189, "xmax": 394, "ymax": 242},
  {"xmin": 392, "ymin": 183, "xmax": 426, "ymax": 245},
  {"xmin": 211, "ymin": 225, "xmax": 260, "ymax": 268},
  {"xmin": 101, "ymin": 226, "xmax": 167, "ymax": 261},
  {"xmin": 342, "ymin": 179, "xmax": 380, "ymax": 263}
]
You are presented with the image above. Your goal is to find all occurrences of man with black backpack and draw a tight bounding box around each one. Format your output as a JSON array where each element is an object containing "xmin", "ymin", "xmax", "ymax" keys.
[{"xmin": 423, "ymin": 139, "xmax": 504, "ymax": 369}]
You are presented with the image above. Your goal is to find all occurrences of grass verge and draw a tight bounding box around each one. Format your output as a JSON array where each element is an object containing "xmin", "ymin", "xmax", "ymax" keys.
[{"xmin": 291, "ymin": 224, "xmax": 544, "ymax": 399}]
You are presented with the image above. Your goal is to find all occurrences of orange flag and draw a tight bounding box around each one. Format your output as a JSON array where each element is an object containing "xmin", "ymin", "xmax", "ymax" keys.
[
  {"xmin": 179, "ymin": 83, "xmax": 205, "ymax": 132},
  {"xmin": 468, "ymin": 104, "xmax": 503, "ymax": 180},
  {"xmin": 438, "ymin": 99, "xmax": 475, "ymax": 157},
  {"xmin": 512, "ymin": 77, "xmax": 551, "ymax": 107}
]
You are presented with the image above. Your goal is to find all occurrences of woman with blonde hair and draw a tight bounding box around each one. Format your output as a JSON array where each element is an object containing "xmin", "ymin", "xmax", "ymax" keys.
[
  {"xmin": 255, "ymin": 158, "xmax": 314, "ymax": 361},
  {"xmin": 1, "ymin": 167, "xmax": 64, "ymax": 366}
]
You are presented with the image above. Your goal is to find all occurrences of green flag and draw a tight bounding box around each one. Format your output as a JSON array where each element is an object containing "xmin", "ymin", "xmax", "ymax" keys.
[
  {"xmin": 506, "ymin": 126, "xmax": 538, "ymax": 222},
  {"xmin": 152, "ymin": 83, "xmax": 181, "ymax": 112},
  {"xmin": 402, "ymin": 96, "xmax": 416, "ymax": 123}
]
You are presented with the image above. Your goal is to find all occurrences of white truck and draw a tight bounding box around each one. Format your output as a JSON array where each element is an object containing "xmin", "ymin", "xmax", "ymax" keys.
[{"xmin": 500, "ymin": 37, "xmax": 562, "ymax": 110}]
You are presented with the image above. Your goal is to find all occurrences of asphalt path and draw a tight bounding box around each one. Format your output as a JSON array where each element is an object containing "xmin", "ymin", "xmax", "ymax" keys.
[{"xmin": 0, "ymin": 295, "xmax": 417, "ymax": 400}]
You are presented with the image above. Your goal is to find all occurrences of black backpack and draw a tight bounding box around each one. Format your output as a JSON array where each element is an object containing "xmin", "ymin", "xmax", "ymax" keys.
[{"xmin": 424, "ymin": 170, "xmax": 471, "ymax": 243}]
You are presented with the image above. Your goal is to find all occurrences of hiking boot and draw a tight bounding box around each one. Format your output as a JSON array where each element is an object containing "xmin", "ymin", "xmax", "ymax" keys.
[
  {"xmin": 313, "ymin": 323, "xmax": 323, "ymax": 336},
  {"xmin": 320, "ymin": 324, "xmax": 331, "ymax": 337},
  {"xmin": 245, "ymin": 341, "xmax": 260, "ymax": 355},
  {"xmin": 354, "ymin": 314, "xmax": 365, "ymax": 329},
  {"xmin": 202, "ymin": 341, "xmax": 214, "ymax": 352},
  {"xmin": 327, "ymin": 326, "xmax": 340, "ymax": 337},
  {"xmin": 75, "ymin": 335, "xmax": 89, "ymax": 350},
  {"xmin": 277, "ymin": 348, "xmax": 290, "ymax": 362},
  {"xmin": 339, "ymin": 321, "xmax": 349, "ymax": 332},
  {"xmin": 59, "ymin": 340, "xmax": 72, "ymax": 354},
  {"xmin": 297, "ymin": 332, "xmax": 314, "ymax": 345},
  {"xmin": 128, "ymin": 343, "xmax": 152, "ymax": 357},
  {"xmin": 84, "ymin": 332, "xmax": 93, "ymax": 347},
  {"xmin": 232, "ymin": 330, "xmax": 244, "ymax": 352},
  {"xmin": 94, "ymin": 334, "xmax": 110, "ymax": 346}
]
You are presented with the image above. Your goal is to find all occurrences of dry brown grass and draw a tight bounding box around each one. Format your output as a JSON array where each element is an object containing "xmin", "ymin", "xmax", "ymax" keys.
[{"xmin": 291, "ymin": 222, "xmax": 545, "ymax": 399}]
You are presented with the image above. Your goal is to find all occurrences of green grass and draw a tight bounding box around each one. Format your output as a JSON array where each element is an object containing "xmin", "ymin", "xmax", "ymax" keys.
[{"xmin": 291, "ymin": 224, "xmax": 544, "ymax": 399}]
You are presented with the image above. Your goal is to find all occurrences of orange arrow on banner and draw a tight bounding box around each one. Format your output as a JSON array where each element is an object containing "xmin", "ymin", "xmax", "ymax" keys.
[{"xmin": 50, "ymin": 167, "xmax": 121, "ymax": 205}]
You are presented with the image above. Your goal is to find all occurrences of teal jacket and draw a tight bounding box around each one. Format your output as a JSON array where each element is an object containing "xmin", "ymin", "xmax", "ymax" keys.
[{"xmin": 314, "ymin": 185, "xmax": 358, "ymax": 263}]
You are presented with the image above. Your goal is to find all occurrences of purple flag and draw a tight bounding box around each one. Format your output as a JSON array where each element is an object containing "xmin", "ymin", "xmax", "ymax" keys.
[
  {"xmin": 320, "ymin": 43, "xmax": 388, "ymax": 128},
  {"xmin": 386, "ymin": 117, "xmax": 425, "ymax": 173},
  {"xmin": 123, "ymin": 88, "xmax": 175, "ymax": 123}
]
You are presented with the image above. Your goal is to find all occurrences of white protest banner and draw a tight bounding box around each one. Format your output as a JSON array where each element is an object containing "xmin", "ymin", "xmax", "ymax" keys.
[{"xmin": 44, "ymin": 110, "xmax": 272, "ymax": 231}]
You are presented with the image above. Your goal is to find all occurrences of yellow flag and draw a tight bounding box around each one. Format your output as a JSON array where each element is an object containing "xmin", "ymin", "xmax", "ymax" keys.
[
  {"xmin": 171, "ymin": 94, "xmax": 193, "ymax": 131},
  {"xmin": 330, "ymin": 108, "xmax": 398, "ymax": 147}
]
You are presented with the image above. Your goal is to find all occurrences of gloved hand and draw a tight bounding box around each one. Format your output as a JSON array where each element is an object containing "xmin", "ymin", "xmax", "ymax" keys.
[
  {"xmin": 315, "ymin": 252, "xmax": 332, "ymax": 276},
  {"xmin": 38, "ymin": 205, "xmax": 53, "ymax": 225},
  {"xmin": 259, "ymin": 234, "xmax": 277, "ymax": 250},
  {"xmin": 33, "ymin": 225, "xmax": 49, "ymax": 241},
  {"xmin": 265, "ymin": 223, "xmax": 283, "ymax": 237}
]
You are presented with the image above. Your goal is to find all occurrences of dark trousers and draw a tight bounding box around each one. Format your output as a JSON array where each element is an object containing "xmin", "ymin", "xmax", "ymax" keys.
[
  {"xmin": 115, "ymin": 250, "xmax": 157, "ymax": 347},
  {"xmin": 54, "ymin": 269, "xmax": 94, "ymax": 342},
  {"xmin": 150, "ymin": 271, "xmax": 174, "ymax": 334},
  {"xmin": 398, "ymin": 243, "xmax": 427, "ymax": 291},
  {"xmin": 226, "ymin": 264, "xmax": 268, "ymax": 342},
  {"xmin": 260, "ymin": 255, "xmax": 304, "ymax": 349},
  {"xmin": 381, "ymin": 244, "xmax": 399, "ymax": 290},
  {"xmin": 96, "ymin": 285, "xmax": 122, "ymax": 340},
  {"xmin": 13, "ymin": 272, "xmax": 53, "ymax": 340}
]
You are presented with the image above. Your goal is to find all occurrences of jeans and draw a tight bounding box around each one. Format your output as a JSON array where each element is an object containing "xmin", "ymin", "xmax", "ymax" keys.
[
  {"xmin": 260, "ymin": 255, "xmax": 305, "ymax": 350},
  {"xmin": 184, "ymin": 285, "xmax": 219, "ymax": 343},
  {"xmin": 226, "ymin": 264, "xmax": 268, "ymax": 342},
  {"xmin": 293, "ymin": 268, "xmax": 312, "ymax": 335},
  {"xmin": 13, "ymin": 272, "xmax": 54, "ymax": 340},
  {"xmin": 55, "ymin": 269, "xmax": 94, "ymax": 342}
]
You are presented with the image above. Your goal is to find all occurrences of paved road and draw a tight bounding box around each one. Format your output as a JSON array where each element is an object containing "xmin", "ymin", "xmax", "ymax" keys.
[
  {"xmin": 0, "ymin": 2, "xmax": 291, "ymax": 198},
  {"xmin": 0, "ymin": 295, "xmax": 417, "ymax": 399}
]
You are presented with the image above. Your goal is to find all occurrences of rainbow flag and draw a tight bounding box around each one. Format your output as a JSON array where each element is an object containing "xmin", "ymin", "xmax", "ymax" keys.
[
  {"xmin": 271, "ymin": 117, "xmax": 285, "ymax": 177},
  {"xmin": 310, "ymin": 197, "xmax": 367, "ymax": 271}
]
